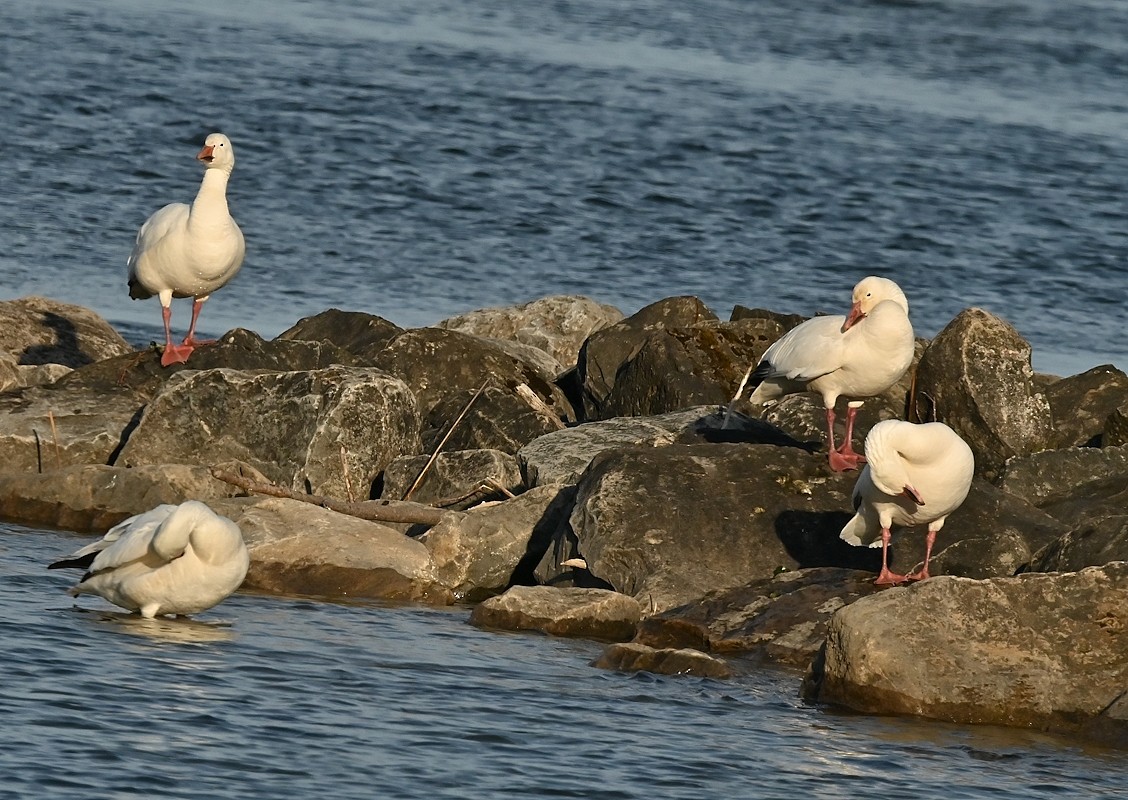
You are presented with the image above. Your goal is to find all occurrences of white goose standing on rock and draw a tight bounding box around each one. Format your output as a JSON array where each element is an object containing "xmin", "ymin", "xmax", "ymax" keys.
[
  {"xmin": 49, "ymin": 501, "xmax": 250, "ymax": 618},
  {"xmin": 127, "ymin": 132, "xmax": 245, "ymax": 367},
  {"xmin": 840, "ymin": 419, "xmax": 975, "ymax": 586},
  {"xmin": 729, "ymin": 276, "xmax": 915, "ymax": 471}
]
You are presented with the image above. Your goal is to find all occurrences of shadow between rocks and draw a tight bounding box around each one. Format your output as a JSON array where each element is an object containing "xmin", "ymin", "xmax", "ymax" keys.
[{"xmin": 775, "ymin": 509, "xmax": 884, "ymax": 572}]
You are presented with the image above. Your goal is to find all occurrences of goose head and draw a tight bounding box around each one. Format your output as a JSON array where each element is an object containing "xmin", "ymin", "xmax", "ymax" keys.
[
  {"xmin": 841, "ymin": 276, "xmax": 910, "ymax": 332},
  {"xmin": 197, "ymin": 132, "xmax": 236, "ymax": 172}
]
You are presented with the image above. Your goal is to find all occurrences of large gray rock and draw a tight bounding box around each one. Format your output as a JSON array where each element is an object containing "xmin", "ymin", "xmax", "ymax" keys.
[
  {"xmin": 419, "ymin": 382, "xmax": 566, "ymax": 456},
  {"xmin": 381, "ymin": 449, "xmax": 523, "ymax": 508},
  {"xmin": 911, "ymin": 308, "xmax": 1052, "ymax": 481},
  {"xmin": 1043, "ymin": 365, "xmax": 1128, "ymax": 448},
  {"xmin": 370, "ymin": 327, "xmax": 573, "ymax": 423},
  {"xmin": 1000, "ymin": 444, "xmax": 1128, "ymax": 508},
  {"xmin": 634, "ymin": 567, "xmax": 882, "ymax": 668},
  {"xmin": 420, "ymin": 485, "xmax": 574, "ymax": 601},
  {"xmin": 0, "ymin": 296, "xmax": 134, "ymax": 367},
  {"xmin": 228, "ymin": 497, "xmax": 451, "ymax": 603},
  {"xmin": 470, "ymin": 585, "xmax": 641, "ymax": 641},
  {"xmin": 576, "ymin": 296, "xmax": 717, "ymax": 421},
  {"xmin": 802, "ymin": 565, "xmax": 1128, "ymax": 748},
  {"xmin": 437, "ymin": 295, "xmax": 624, "ymax": 371},
  {"xmin": 0, "ymin": 464, "xmax": 242, "ymax": 533},
  {"xmin": 0, "ymin": 350, "xmax": 72, "ymax": 393},
  {"xmin": 275, "ymin": 308, "xmax": 403, "ymax": 358},
  {"xmin": 117, "ymin": 366, "xmax": 421, "ymax": 498}
]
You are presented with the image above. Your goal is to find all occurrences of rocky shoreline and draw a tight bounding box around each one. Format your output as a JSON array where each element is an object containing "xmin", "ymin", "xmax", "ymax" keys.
[{"xmin": 1, "ymin": 293, "xmax": 1125, "ymax": 749}]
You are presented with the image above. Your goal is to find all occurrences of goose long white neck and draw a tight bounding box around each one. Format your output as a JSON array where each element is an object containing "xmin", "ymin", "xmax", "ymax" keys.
[{"xmin": 190, "ymin": 168, "xmax": 233, "ymax": 228}]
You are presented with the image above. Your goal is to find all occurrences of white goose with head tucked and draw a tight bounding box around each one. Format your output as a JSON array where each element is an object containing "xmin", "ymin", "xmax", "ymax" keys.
[
  {"xmin": 127, "ymin": 132, "xmax": 245, "ymax": 367},
  {"xmin": 729, "ymin": 276, "xmax": 915, "ymax": 472},
  {"xmin": 840, "ymin": 419, "xmax": 974, "ymax": 585},
  {"xmin": 49, "ymin": 501, "xmax": 249, "ymax": 618}
]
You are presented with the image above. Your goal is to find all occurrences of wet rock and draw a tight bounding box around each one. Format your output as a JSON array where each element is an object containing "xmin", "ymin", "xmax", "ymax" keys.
[
  {"xmin": 633, "ymin": 568, "xmax": 882, "ymax": 668},
  {"xmin": 599, "ymin": 319, "xmax": 785, "ymax": 418},
  {"xmin": 420, "ymin": 382, "xmax": 566, "ymax": 456},
  {"xmin": 437, "ymin": 295, "xmax": 623, "ymax": 371},
  {"xmin": 470, "ymin": 585, "xmax": 641, "ymax": 641},
  {"xmin": 592, "ymin": 642, "xmax": 732, "ymax": 678},
  {"xmin": 911, "ymin": 308, "xmax": 1052, "ymax": 481},
  {"xmin": 275, "ymin": 308, "xmax": 403, "ymax": 358},
  {"xmin": 0, "ymin": 296, "xmax": 135, "ymax": 368},
  {"xmin": 1043, "ymin": 365, "xmax": 1128, "ymax": 448},
  {"xmin": 370, "ymin": 327, "xmax": 574, "ymax": 422},
  {"xmin": 230, "ymin": 497, "xmax": 451, "ymax": 604},
  {"xmin": 802, "ymin": 565, "xmax": 1128, "ymax": 748},
  {"xmin": 0, "ymin": 464, "xmax": 243, "ymax": 533},
  {"xmin": 420, "ymin": 485, "xmax": 574, "ymax": 601},
  {"xmin": 381, "ymin": 449, "xmax": 524, "ymax": 508},
  {"xmin": 117, "ymin": 366, "xmax": 421, "ymax": 498},
  {"xmin": 576, "ymin": 296, "xmax": 717, "ymax": 421}
]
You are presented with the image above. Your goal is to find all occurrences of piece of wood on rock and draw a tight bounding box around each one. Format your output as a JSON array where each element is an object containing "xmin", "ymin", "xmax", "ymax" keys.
[
  {"xmin": 381, "ymin": 448, "xmax": 523, "ymax": 508},
  {"xmin": 801, "ymin": 563, "xmax": 1128, "ymax": 749},
  {"xmin": 117, "ymin": 366, "xmax": 421, "ymax": 498},
  {"xmin": 470, "ymin": 585, "xmax": 642, "ymax": 641}
]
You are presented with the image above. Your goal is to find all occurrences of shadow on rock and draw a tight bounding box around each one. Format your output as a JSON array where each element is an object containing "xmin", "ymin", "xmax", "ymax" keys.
[{"xmin": 775, "ymin": 509, "xmax": 883, "ymax": 572}]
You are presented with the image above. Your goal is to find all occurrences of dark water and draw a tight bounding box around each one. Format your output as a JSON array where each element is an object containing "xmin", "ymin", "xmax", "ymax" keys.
[
  {"xmin": 4, "ymin": 522, "xmax": 1127, "ymax": 800},
  {"xmin": 3, "ymin": 0, "xmax": 1128, "ymax": 376},
  {"xmin": 3, "ymin": 1, "xmax": 1128, "ymax": 796}
]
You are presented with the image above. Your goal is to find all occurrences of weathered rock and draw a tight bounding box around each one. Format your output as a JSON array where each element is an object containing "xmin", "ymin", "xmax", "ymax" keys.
[
  {"xmin": 381, "ymin": 449, "xmax": 524, "ymax": 508},
  {"xmin": 1023, "ymin": 472, "xmax": 1128, "ymax": 572},
  {"xmin": 470, "ymin": 585, "xmax": 641, "ymax": 641},
  {"xmin": 0, "ymin": 464, "xmax": 242, "ymax": 533},
  {"xmin": 911, "ymin": 308, "xmax": 1052, "ymax": 481},
  {"xmin": 633, "ymin": 568, "xmax": 882, "ymax": 668},
  {"xmin": 576, "ymin": 296, "xmax": 717, "ymax": 421},
  {"xmin": 437, "ymin": 295, "xmax": 624, "ymax": 371},
  {"xmin": 420, "ymin": 382, "xmax": 566, "ymax": 456},
  {"xmin": 0, "ymin": 296, "xmax": 135, "ymax": 368},
  {"xmin": 275, "ymin": 308, "xmax": 403, "ymax": 358},
  {"xmin": 1000, "ymin": 444, "xmax": 1128, "ymax": 508},
  {"xmin": 562, "ymin": 443, "xmax": 865, "ymax": 612},
  {"xmin": 117, "ymin": 366, "xmax": 421, "ymax": 498},
  {"xmin": 229, "ymin": 497, "xmax": 451, "ymax": 603},
  {"xmin": 599, "ymin": 319, "xmax": 784, "ymax": 418},
  {"xmin": 802, "ymin": 565, "xmax": 1128, "ymax": 748},
  {"xmin": 592, "ymin": 642, "xmax": 732, "ymax": 678},
  {"xmin": 1043, "ymin": 365, "xmax": 1128, "ymax": 448},
  {"xmin": 1104, "ymin": 403, "xmax": 1128, "ymax": 448},
  {"xmin": 370, "ymin": 327, "xmax": 573, "ymax": 422},
  {"xmin": 420, "ymin": 485, "xmax": 574, "ymax": 601},
  {"xmin": 0, "ymin": 351, "xmax": 72, "ymax": 393}
]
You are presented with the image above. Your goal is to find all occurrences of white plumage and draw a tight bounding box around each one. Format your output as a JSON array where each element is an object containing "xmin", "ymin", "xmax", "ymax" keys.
[
  {"xmin": 840, "ymin": 419, "xmax": 975, "ymax": 585},
  {"xmin": 732, "ymin": 276, "xmax": 915, "ymax": 472},
  {"xmin": 50, "ymin": 501, "xmax": 250, "ymax": 618},
  {"xmin": 127, "ymin": 132, "xmax": 245, "ymax": 367}
]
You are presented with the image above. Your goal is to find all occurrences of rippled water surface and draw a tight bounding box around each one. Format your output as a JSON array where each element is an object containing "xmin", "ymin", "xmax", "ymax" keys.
[
  {"xmin": 3, "ymin": 0, "xmax": 1128, "ymax": 375},
  {"xmin": 4, "ymin": 522, "xmax": 1127, "ymax": 800},
  {"xmin": 3, "ymin": 1, "xmax": 1128, "ymax": 796}
]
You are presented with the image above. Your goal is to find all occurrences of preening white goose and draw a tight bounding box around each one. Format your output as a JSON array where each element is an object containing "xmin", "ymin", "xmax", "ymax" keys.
[
  {"xmin": 729, "ymin": 276, "xmax": 914, "ymax": 472},
  {"xmin": 49, "ymin": 501, "xmax": 249, "ymax": 618},
  {"xmin": 840, "ymin": 420, "xmax": 974, "ymax": 585},
  {"xmin": 127, "ymin": 132, "xmax": 245, "ymax": 367}
]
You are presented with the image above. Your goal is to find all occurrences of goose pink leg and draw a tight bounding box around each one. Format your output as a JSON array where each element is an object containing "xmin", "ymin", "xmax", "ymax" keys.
[
  {"xmin": 875, "ymin": 527, "xmax": 907, "ymax": 586},
  {"xmin": 905, "ymin": 529, "xmax": 937, "ymax": 582},
  {"xmin": 159, "ymin": 306, "xmax": 194, "ymax": 367},
  {"xmin": 827, "ymin": 408, "xmax": 866, "ymax": 472},
  {"xmin": 182, "ymin": 298, "xmax": 216, "ymax": 348}
]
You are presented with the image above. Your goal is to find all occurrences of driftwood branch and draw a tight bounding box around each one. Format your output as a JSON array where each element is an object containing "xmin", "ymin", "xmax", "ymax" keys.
[
  {"xmin": 403, "ymin": 379, "xmax": 490, "ymax": 502},
  {"xmin": 210, "ymin": 468, "xmax": 451, "ymax": 526}
]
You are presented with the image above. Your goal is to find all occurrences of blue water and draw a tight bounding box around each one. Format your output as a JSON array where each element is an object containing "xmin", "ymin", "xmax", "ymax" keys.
[
  {"xmin": 3, "ymin": 0, "xmax": 1128, "ymax": 795},
  {"xmin": 3, "ymin": 0, "xmax": 1128, "ymax": 376},
  {"xmin": 4, "ymin": 522, "xmax": 1127, "ymax": 799}
]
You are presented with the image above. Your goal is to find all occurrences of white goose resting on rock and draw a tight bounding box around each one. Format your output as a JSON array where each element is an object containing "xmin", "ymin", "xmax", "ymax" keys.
[
  {"xmin": 127, "ymin": 132, "xmax": 245, "ymax": 367},
  {"xmin": 840, "ymin": 419, "xmax": 975, "ymax": 585},
  {"xmin": 730, "ymin": 276, "xmax": 915, "ymax": 472},
  {"xmin": 49, "ymin": 501, "xmax": 250, "ymax": 618}
]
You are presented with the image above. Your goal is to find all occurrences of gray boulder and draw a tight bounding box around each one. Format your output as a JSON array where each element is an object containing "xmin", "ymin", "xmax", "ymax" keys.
[
  {"xmin": 470, "ymin": 585, "xmax": 641, "ymax": 641},
  {"xmin": 576, "ymin": 296, "xmax": 717, "ymax": 421},
  {"xmin": 1043, "ymin": 364, "xmax": 1128, "ymax": 448},
  {"xmin": 381, "ymin": 449, "xmax": 523, "ymax": 508},
  {"xmin": 420, "ymin": 382, "xmax": 566, "ymax": 456},
  {"xmin": 0, "ymin": 296, "xmax": 134, "ymax": 368},
  {"xmin": 0, "ymin": 351, "xmax": 72, "ymax": 393},
  {"xmin": 911, "ymin": 308, "xmax": 1052, "ymax": 480},
  {"xmin": 117, "ymin": 366, "xmax": 421, "ymax": 498},
  {"xmin": 420, "ymin": 484, "xmax": 574, "ymax": 601},
  {"xmin": 275, "ymin": 308, "xmax": 403, "ymax": 358},
  {"xmin": 592, "ymin": 642, "xmax": 732, "ymax": 678},
  {"xmin": 228, "ymin": 497, "xmax": 451, "ymax": 604},
  {"xmin": 1000, "ymin": 444, "xmax": 1128, "ymax": 508},
  {"xmin": 802, "ymin": 565, "xmax": 1128, "ymax": 748},
  {"xmin": 437, "ymin": 295, "xmax": 624, "ymax": 371}
]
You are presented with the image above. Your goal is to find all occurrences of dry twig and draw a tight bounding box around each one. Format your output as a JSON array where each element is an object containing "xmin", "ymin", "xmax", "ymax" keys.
[{"xmin": 402, "ymin": 379, "xmax": 489, "ymax": 501}]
